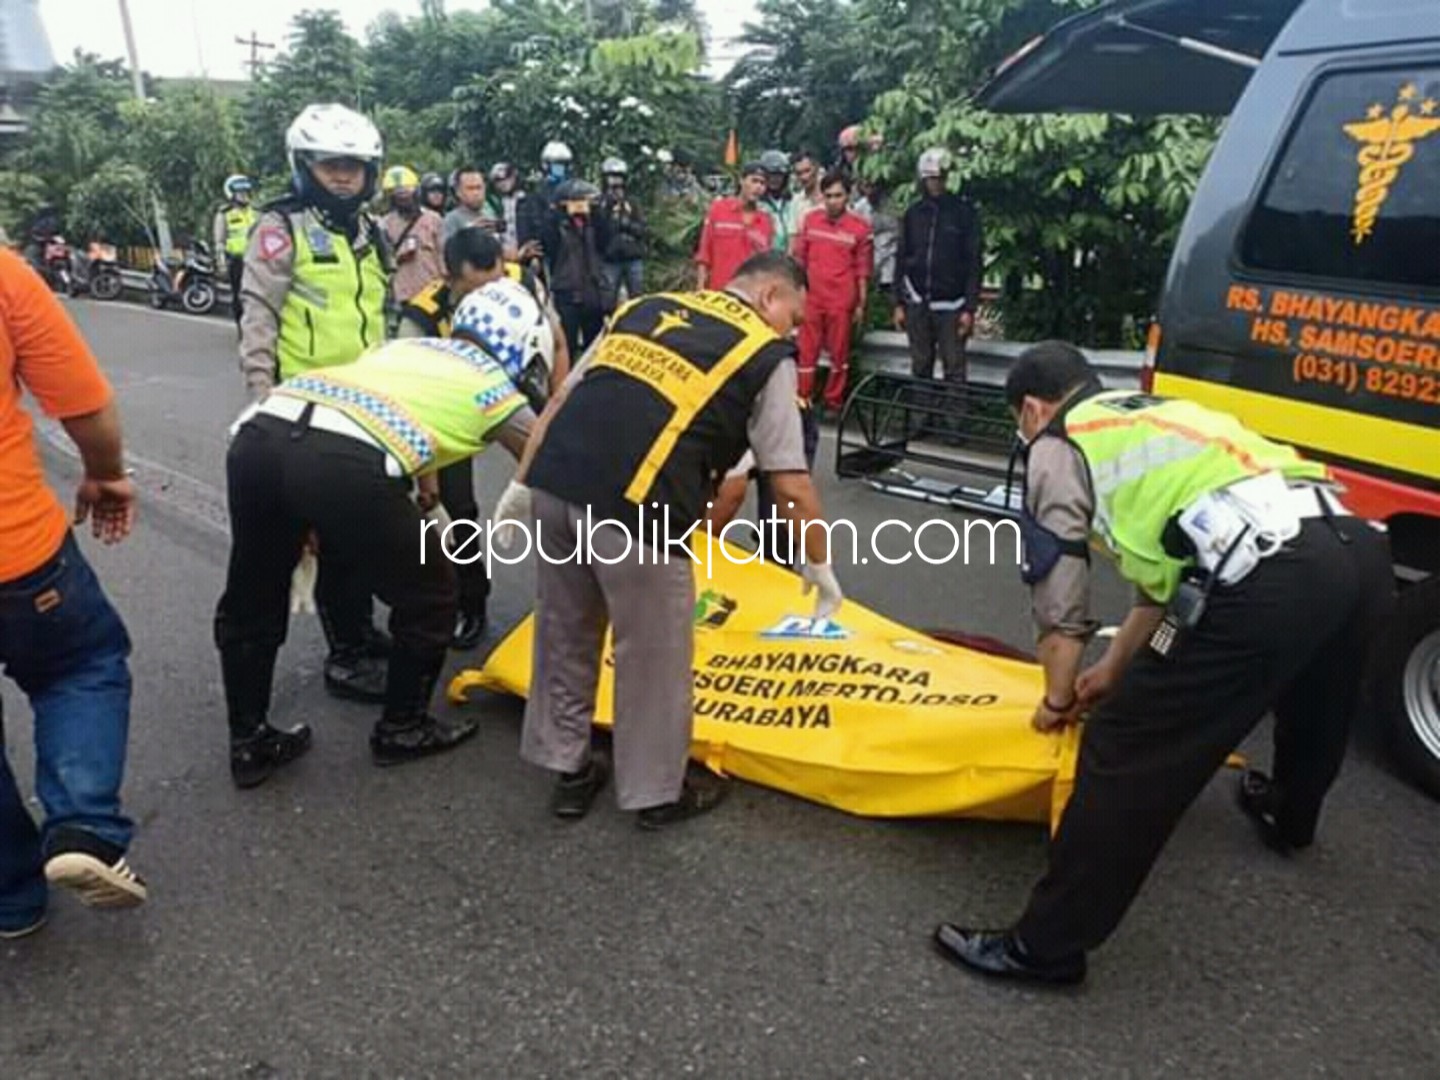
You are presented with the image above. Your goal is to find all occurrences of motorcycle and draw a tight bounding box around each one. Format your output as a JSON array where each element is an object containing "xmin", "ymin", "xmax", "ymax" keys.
[
  {"xmin": 42, "ymin": 235, "xmax": 73, "ymax": 294},
  {"xmin": 71, "ymin": 241, "xmax": 124, "ymax": 301},
  {"xmin": 149, "ymin": 240, "xmax": 217, "ymax": 315}
]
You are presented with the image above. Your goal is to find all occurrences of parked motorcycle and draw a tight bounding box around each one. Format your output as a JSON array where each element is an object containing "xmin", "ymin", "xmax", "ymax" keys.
[
  {"xmin": 70, "ymin": 241, "xmax": 124, "ymax": 301},
  {"xmin": 149, "ymin": 241, "xmax": 217, "ymax": 315}
]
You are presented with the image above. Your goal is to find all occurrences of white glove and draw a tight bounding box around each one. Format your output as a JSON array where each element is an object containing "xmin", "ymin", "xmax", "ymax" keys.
[
  {"xmin": 492, "ymin": 480, "xmax": 533, "ymax": 551},
  {"xmin": 290, "ymin": 549, "xmax": 318, "ymax": 615},
  {"xmin": 800, "ymin": 562, "xmax": 843, "ymax": 620}
]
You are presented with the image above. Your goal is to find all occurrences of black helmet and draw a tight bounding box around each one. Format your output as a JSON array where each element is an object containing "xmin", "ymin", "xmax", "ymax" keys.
[
  {"xmin": 554, "ymin": 178, "xmax": 600, "ymax": 203},
  {"xmin": 759, "ymin": 149, "xmax": 791, "ymax": 175},
  {"xmin": 420, "ymin": 172, "xmax": 445, "ymax": 195}
]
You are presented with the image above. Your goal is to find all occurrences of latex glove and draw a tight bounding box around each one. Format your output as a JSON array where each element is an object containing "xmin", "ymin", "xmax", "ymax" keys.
[
  {"xmin": 290, "ymin": 549, "xmax": 318, "ymax": 615},
  {"xmin": 493, "ymin": 480, "xmax": 533, "ymax": 551},
  {"xmin": 801, "ymin": 562, "xmax": 843, "ymax": 619}
]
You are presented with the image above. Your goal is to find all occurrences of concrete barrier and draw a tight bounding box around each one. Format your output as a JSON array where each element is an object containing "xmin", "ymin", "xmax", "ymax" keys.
[{"xmin": 859, "ymin": 330, "xmax": 1143, "ymax": 390}]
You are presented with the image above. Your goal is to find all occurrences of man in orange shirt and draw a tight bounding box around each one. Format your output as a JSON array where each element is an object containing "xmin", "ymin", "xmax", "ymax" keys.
[{"xmin": 0, "ymin": 250, "xmax": 146, "ymax": 939}]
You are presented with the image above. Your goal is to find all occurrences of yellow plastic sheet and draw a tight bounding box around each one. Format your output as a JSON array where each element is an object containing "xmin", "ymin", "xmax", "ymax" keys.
[{"xmin": 451, "ymin": 547, "xmax": 1079, "ymax": 829}]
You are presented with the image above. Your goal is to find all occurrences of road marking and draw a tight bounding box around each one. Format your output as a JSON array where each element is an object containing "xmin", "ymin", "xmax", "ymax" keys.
[{"xmin": 63, "ymin": 298, "xmax": 235, "ymax": 332}]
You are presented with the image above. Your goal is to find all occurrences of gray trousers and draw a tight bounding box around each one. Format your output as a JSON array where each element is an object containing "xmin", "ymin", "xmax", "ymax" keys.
[
  {"xmin": 905, "ymin": 303, "xmax": 968, "ymax": 383},
  {"xmin": 520, "ymin": 491, "xmax": 696, "ymax": 810}
]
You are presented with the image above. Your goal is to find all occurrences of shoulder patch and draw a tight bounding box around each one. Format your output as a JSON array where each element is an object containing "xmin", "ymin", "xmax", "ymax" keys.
[{"xmin": 256, "ymin": 225, "xmax": 292, "ymax": 261}]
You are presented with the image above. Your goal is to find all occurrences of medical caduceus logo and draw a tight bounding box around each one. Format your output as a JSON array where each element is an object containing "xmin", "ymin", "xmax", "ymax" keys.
[{"xmin": 1342, "ymin": 82, "xmax": 1440, "ymax": 245}]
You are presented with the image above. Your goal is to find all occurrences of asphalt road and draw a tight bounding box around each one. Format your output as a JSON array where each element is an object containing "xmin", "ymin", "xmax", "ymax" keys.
[{"xmin": 3, "ymin": 300, "xmax": 1437, "ymax": 1079}]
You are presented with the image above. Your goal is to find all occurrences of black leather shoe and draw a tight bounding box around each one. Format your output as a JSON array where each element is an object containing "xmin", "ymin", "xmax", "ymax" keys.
[
  {"xmin": 552, "ymin": 756, "xmax": 610, "ymax": 820},
  {"xmin": 933, "ymin": 925, "xmax": 1086, "ymax": 987},
  {"xmin": 324, "ymin": 654, "xmax": 388, "ymax": 704},
  {"xmin": 370, "ymin": 714, "xmax": 478, "ymax": 766},
  {"xmin": 1237, "ymin": 770, "xmax": 1311, "ymax": 855},
  {"xmin": 451, "ymin": 611, "xmax": 487, "ymax": 651},
  {"xmin": 231, "ymin": 722, "xmax": 313, "ymax": 789},
  {"xmin": 636, "ymin": 774, "xmax": 730, "ymax": 830}
]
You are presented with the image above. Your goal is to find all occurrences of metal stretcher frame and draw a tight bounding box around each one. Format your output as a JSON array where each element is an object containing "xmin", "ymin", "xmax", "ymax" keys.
[{"xmin": 835, "ymin": 372, "xmax": 1023, "ymax": 518}]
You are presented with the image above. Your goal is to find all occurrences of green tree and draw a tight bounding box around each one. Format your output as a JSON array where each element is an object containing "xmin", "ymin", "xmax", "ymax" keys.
[
  {"xmin": 453, "ymin": 24, "xmax": 719, "ymax": 183},
  {"xmin": 0, "ymin": 170, "xmax": 51, "ymax": 241},
  {"xmin": 67, "ymin": 162, "xmax": 157, "ymax": 246},
  {"xmin": 243, "ymin": 10, "xmax": 369, "ymax": 180},
  {"xmin": 123, "ymin": 84, "xmax": 245, "ymax": 242},
  {"xmin": 12, "ymin": 53, "xmax": 133, "ymax": 212},
  {"xmin": 726, "ymin": 0, "xmax": 885, "ymax": 157},
  {"xmin": 853, "ymin": 0, "xmax": 1216, "ymax": 346}
]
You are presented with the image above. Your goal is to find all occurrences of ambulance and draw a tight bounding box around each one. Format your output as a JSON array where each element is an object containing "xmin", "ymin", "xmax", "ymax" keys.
[{"xmin": 979, "ymin": 0, "xmax": 1440, "ymax": 795}]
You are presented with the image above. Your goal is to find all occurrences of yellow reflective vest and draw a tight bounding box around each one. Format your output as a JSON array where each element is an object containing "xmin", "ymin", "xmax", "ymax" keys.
[{"xmin": 276, "ymin": 210, "xmax": 389, "ymax": 381}]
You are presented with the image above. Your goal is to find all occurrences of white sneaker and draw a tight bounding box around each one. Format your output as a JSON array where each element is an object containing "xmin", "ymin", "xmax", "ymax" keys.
[{"xmin": 45, "ymin": 852, "xmax": 148, "ymax": 909}]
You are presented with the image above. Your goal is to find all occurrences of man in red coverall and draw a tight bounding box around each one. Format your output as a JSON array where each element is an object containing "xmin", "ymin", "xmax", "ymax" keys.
[
  {"xmin": 792, "ymin": 170, "xmax": 873, "ymax": 414},
  {"xmin": 695, "ymin": 162, "xmax": 774, "ymax": 291}
]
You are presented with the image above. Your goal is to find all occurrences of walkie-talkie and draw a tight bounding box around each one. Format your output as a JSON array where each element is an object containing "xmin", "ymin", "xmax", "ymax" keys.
[{"xmin": 1149, "ymin": 526, "xmax": 1250, "ymax": 660}]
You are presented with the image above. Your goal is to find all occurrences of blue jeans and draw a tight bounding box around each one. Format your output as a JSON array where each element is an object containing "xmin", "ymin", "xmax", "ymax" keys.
[
  {"xmin": 601, "ymin": 259, "xmax": 645, "ymax": 305},
  {"xmin": 0, "ymin": 532, "xmax": 133, "ymax": 929}
]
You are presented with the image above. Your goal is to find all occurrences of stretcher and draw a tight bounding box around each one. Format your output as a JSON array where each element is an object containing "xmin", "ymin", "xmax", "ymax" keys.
[{"xmin": 449, "ymin": 542, "xmax": 1080, "ymax": 830}]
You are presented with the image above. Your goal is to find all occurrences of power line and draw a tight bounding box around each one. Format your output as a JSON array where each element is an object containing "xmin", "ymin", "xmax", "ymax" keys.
[{"xmin": 235, "ymin": 31, "xmax": 277, "ymax": 78}]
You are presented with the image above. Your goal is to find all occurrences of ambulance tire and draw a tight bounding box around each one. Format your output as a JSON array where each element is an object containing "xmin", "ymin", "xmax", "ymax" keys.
[{"xmin": 1381, "ymin": 576, "xmax": 1440, "ymax": 800}]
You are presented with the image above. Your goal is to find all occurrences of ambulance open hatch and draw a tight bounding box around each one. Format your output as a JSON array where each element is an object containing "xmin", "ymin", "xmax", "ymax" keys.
[{"xmin": 976, "ymin": 0, "xmax": 1303, "ymax": 116}]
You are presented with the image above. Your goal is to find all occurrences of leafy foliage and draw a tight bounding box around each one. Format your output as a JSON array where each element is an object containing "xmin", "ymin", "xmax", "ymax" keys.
[
  {"xmin": 1, "ymin": 0, "xmax": 1218, "ymax": 342},
  {"xmin": 855, "ymin": 0, "xmax": 1217, "ymax": 344},
  {"xmin": 67, "ymin": 162, "xmax": 157, "ymax": 246}
]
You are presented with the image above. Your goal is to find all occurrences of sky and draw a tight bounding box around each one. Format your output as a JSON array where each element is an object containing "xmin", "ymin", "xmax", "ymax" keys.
[{"xmin": 40, "ymin": 0, "xmax": 760, "ymax": 82}]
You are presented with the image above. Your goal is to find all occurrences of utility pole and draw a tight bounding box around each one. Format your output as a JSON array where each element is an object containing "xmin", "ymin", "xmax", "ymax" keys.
[
  {"xmin": 235, "ymin": 31, "xmax": 276, "ymax": 78},
  {"xmin": 117, "ymin": 0, "xmax": 173, "ymax": 257}
]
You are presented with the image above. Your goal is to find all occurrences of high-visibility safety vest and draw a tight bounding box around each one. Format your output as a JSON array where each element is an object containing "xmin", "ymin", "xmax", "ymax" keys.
[
  {"xmin": 527, "ymin": 290, "xmax": 793, "ymax": 526},
  {"xmin": 276, "ymin": 210, "xmax": 389, "ymax": 382},
  {"xmin": 1064, "ymin": 390, "xmax": 1329, "ymax": 602},
  {"xmin": 223, "ymin": 205, "xmax": 258, "ymax": 257},
  {"xmin": 401, "ymin": 265, "xmax": 538, "ymax": 340},
  {"xmin": 401, "ymin": 278, "xmax": 455, "ymax": 338},
  {"xmin": 271, "ymin": 338, "xmax": 525, "ymax": 476}
]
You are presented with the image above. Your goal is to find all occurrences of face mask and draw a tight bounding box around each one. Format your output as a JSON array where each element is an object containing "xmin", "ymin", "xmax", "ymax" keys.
[{"xmin": 546, "ymin": 164, "xmax": 571, "ymax": 183}]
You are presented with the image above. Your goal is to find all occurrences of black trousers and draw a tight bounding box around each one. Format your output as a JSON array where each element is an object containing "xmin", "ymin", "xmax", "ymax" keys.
[
  {"xmin": 436, "ymin": 457, "xmax": 490, "ymax": 617},
  {"xmin": 227, "ymin": 258, "xmax": 244, "ymax": 326},
  {"xmin": 556, "ymin": 296, "xmax": 606, "ymax": 359},
  {"xmin": 214, "ymin": 415, "xmax": 457, "ymax": 732},
  {"xmin": 1015, "ymin": 516, "xmax": 1393, "ymax": 959}
]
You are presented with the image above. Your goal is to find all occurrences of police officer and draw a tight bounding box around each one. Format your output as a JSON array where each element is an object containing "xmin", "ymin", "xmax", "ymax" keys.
[
  {"xmin": 212, "ymin": 174, "xmax": 257, "ymax": 328},
  {"xmin": 397, "ymin": 228, "xmax": 566, "ymax": 650},
  {"xmin": 235, "ymin": 103, "xmax": 392, "ymax": 704},
  {"xmin": 933, "ymin": 341, "xmax": 1393, "ymax": 987},
  {"xmin": 216, "ymin": 292, "xmax": 545, "ymax": 788},
  {"xmin": 497, "ymin": 251, "xmax": 845, "ymax": 829}
]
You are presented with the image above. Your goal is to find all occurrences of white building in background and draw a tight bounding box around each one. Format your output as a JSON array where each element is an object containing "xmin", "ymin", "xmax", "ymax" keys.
[{"xmin": 0, "ymin": 0, "xmax": 56, "ymax": 137}]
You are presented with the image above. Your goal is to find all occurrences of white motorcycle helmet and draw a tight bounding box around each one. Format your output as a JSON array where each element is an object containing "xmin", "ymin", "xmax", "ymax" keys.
[
  {"xmin": 451, "ymin": 278, "xmax": 556, "ymax": 411},
  {"xmin": 541, "ymin": 141, "xmax": 575, "ymax": 184},
  {"xmin": 541, "ymin": 141, "xmax": 574, "ymax": 166},
  {"xmin": 285, "ymin": 104, "xmax": 384, "ymax": 209}
]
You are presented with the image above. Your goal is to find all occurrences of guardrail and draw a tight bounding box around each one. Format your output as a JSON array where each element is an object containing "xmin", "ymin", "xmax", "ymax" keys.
[
  {"xmin": 106, "ymin": 276, "xmax": 1147, "ymax": 390},
  {"xmin": 858, "ymin": 330, "xmax": 1143, "ymax": 391}
]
